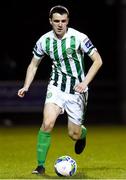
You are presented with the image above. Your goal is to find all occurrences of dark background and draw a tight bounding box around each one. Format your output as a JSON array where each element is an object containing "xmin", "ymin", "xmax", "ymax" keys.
[{"xmin": 0, "ymin": 0, "xmax": 125, "ymax": 125}]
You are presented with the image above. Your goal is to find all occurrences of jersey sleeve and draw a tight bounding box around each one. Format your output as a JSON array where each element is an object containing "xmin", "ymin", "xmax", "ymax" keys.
[
  {"xmin": 32, "ymin": 38, "xmax": 45, "ymax": 60},
  {"xmin": 80, "ymin": 35, "xmax": 97, "ymax": 56}
]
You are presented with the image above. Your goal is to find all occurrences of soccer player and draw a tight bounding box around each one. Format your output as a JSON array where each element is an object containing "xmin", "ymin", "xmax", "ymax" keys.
[{"xmin": 18, "ymin": 5, "xmax": 103, "ymax": 175}]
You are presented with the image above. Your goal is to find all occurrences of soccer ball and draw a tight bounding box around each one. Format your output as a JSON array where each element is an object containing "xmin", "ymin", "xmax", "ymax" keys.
[{"xmin": 54, "ymin": 155, "xmax": 77, "ymax": 176}]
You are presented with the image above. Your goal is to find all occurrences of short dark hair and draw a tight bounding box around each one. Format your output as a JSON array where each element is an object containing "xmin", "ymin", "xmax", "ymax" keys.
[{"xmin": 49, "ymin": 5, "xmax": 69, "ymax": 19}]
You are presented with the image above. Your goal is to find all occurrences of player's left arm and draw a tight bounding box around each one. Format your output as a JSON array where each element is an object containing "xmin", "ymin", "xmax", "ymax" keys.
[{"xmin": 74, "ymin": 50, "xmax": 103, "ymax": 93}]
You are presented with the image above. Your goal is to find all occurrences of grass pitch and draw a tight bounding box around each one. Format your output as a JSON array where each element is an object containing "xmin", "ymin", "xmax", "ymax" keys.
[{"xmin": 0, "ymin": 123, "xmax": 126, "ymax": 179}]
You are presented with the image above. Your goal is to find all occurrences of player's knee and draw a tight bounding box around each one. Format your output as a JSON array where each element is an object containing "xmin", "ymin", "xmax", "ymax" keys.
[
  {"xmin": 41, "ymin": 120, "xmax": 54, "ymax": 132},
  {"xmin": 68, "ymin": 130, "xmax": 80, "ymax": 140}
]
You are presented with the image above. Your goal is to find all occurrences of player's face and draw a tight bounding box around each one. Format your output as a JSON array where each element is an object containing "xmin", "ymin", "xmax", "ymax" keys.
[{"xmin": 49, "ymin": 13, "xmax": 69, "ymax": 39}]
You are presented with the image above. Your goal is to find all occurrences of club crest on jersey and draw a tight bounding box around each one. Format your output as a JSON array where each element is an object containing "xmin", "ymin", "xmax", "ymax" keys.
[
  {"xmin": 85, "ymin": 40, "xmax": 93, "ymax": 48},
  {"xmin": 66, "ymin": 48, "xmax": 73, "ymax": 55}
]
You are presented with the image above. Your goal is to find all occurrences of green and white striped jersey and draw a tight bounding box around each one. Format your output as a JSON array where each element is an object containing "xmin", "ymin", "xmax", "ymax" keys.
[{"xmin": 33, "ymin": 28, "xmax": 96, "ymax": 94}]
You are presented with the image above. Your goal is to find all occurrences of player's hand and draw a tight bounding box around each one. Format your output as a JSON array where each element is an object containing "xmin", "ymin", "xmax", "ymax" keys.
[
  {"xmin": 18, "ymin": 87, "xmax": 28, "ymax": 98},
  {"xmin": 74, "ymin": 82, "xmax": 87, "ymax": 93}
]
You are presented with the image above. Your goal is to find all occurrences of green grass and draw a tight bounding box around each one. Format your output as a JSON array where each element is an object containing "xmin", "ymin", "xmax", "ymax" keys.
[{"xmin": 0, "ymin": 124, "xmax": 126, "ymax": 179}]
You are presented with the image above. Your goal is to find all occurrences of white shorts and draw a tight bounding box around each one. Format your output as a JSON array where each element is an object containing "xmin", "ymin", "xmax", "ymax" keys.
[{"xmin": 45, "ymin": 84, "xmax": 88, "ymax": 125}]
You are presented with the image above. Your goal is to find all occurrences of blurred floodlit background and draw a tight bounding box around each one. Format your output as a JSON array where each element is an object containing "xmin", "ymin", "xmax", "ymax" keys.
[{"xmin": 0, "ymin": 0, "xmax": 126, "ymax": 125}]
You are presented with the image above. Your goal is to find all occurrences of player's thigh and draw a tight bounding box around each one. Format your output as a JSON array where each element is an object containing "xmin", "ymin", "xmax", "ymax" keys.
[
  {"xmin": 65, "ymin": 95, "xmax": 84, "ymax": 126},
  {"xmin": 43, "ymin": 103, "xmax": 62, "ymax": 124}
]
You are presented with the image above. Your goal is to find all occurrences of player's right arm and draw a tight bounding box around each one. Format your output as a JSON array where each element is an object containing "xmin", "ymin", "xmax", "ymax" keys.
[{"xmin": 18, "ymin": 57, "xmax": 41, "ymax": 98}]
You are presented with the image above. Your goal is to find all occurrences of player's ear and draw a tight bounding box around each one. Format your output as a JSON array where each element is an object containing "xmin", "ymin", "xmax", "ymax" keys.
[
  {"xmin": 49, "ymin": 18, "xmax": 52, "ymax": 25},
  {"xmin": 66, "ymin": 18, "xmax": 69, "ymax": 25}
]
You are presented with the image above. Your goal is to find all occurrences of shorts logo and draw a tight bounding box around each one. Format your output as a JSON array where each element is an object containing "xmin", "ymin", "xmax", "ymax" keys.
[{"xmin": 47, "ymin": 92, "xmax": 52, "ymax": 98}]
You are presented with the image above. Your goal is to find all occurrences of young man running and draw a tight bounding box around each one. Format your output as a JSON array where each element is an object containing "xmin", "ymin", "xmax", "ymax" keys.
[{"xmin": 18, "ymin": 5, "xmax": 103, "ymax": 175}]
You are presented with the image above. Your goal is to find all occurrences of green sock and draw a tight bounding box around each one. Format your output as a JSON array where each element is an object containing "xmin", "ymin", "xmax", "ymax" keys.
[
  {"xmin": 81, "ymin": 126, "xmax": 87, "ymax": 139},
  {"xmin": 37, "ymin": 129, "xmax": 51, "ymax": 167}
]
